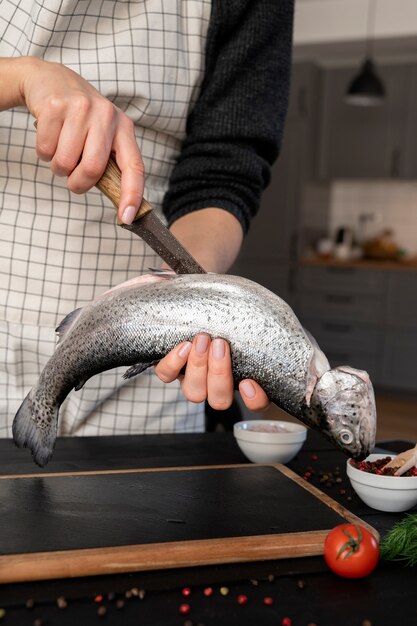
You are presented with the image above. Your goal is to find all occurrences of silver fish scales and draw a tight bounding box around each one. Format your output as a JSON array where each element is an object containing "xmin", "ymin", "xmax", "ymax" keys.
[{"xmin": 13, "ymin": 273, "xmax": 377, "ymax": 466}]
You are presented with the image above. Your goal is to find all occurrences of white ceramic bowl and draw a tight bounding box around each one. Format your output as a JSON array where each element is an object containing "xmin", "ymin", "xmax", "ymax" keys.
[
  {"xmin": 233, "ymin": 420, "xmax": 307, "ymax": 464},
  {"xmin": 347, "ymin": 453, "xmax": 417, "ymax": 513}
]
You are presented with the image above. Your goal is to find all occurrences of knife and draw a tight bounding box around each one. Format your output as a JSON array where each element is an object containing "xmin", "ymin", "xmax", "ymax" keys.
[{"xmin": 96, "ymin": 157, "xmax": 206, "ymax": 274}]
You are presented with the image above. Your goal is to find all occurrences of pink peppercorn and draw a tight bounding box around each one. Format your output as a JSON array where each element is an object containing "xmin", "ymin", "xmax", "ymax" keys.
[
  {"xmin": 203, "ymin": 587, "xmax": 214, "ymax": 597},
  {"xmin": 282, "ymin": 618, "xmax": 292, "ymax": 626},
  {"xmin": 182, "ymin": 587, "xmax": 191, "ymax": 597},
  {"xmin": 237, "ymin": 594, "xmax": 248, "ymax": 605},
  {"xmin": 179, "ymin": 603, "xmax": 191, "ymax": 615},
  {"xmin": 263, "ymin": 596, "xmax": 273, "ymax": 606}
]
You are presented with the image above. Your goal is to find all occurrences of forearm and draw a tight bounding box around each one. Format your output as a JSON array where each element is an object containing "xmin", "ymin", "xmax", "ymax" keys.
[{"xmin": 168, "ymin": 208, "xmax": 244, "ymax": 274}]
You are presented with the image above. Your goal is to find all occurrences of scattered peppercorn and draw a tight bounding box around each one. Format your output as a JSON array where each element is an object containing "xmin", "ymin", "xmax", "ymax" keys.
[
  {"xmin": 237, "ymin": 594, "xmax": 248, "ymax": 605},
  {"xmin": 97, "ymin": 606, "xmax": 107, "ymax": 617},
  {"xmin": 179, "ymin": 603, "xmax": 191, "ymax": 615},
  {"xmin": 25, "ymin": 598, "xmax": 35, "ymax": 609},
  {"xmin": 282, "ymin": 617, "xmax": 292, "ymax": 626},
  {"xmin": 116, "ymin": 599, "xmax": 125, "ymax": 609},
  {"xmin": 268, "ymin": 574, "xmax": 274, "ymax": 582},
  {"xmin": 94, "ymin": 595, "xmax": 103, "ymax": 603},
  {"xmin": 182, "ymin": 587, "xmax": 191, "ymax": 597},
  {"xmin": 263, "ymin": 596, "xmax": 274, "ymax": 606},
  {"xmin": 138, "ymin": 589, "xmax": 146, "ymax": 600},
  {"xmin": 220, "ymin": 587, "xmax": 229, "ymax": 596},
  {"xmin": 56, "ymin": 596, "xmax": 67, "ymax": 609},
  {"xmin": 33, "ymin": 620, "xmax": 43, "ymax": 626},
  {"xmin": 107, "ymin": 592, "xmax": 115, "ymax": 601},
  {"xmin": 297, "ymin": 579, "xmax": 305, "ymax": 589},
  {"xmin": 362, "ymin": 620, "xmax": 373, "ymax": 626},
  {"xmin": 0, "ymin": 609, "xmax": 5, "ymax": 620},
  {"xmin": 250, "ymin": 579, "xmax": 259, "ymax": 586},
  {"xmin": 203, "ymin": 587, "xmax": 214, "ymax": 597}
]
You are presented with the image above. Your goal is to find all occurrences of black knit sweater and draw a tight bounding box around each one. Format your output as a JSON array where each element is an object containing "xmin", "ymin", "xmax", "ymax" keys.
[{"xmin": 162, "ymin": 0, "xmax": 294, "ymax": 234}]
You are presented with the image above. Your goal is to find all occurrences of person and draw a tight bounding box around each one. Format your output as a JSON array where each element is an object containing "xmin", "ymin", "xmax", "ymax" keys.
[{"xmin": 0, "ymin": 0, "xmax": 294, "ymax": 438}]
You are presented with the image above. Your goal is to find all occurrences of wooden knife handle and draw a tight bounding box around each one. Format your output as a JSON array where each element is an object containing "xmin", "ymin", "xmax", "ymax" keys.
[{"xmin": 96, "ymin": 157, "xmax": 153, "ymax": 223}]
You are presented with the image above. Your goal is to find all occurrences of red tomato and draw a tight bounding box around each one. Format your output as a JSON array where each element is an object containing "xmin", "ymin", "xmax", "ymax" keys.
[{"xmin": 324, "ymin": 524, "xmax": 379, "ymax": 578}]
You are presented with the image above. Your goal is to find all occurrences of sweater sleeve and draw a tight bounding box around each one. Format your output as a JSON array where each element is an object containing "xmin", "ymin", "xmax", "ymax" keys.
[{"xmin": 162, "ymin": 0, "xmax": 294, "ymax": 234}]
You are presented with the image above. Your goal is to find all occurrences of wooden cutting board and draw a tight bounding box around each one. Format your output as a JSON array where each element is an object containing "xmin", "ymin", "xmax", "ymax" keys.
[{"xmin": 0, "ymin": 464, "xmax": 377, "ymax": 583}]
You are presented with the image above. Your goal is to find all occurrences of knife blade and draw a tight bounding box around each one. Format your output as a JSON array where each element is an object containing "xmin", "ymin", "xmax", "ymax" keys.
[{"xmin": 96, "ymin": 157, "xmax": 206, "ymax": 274}]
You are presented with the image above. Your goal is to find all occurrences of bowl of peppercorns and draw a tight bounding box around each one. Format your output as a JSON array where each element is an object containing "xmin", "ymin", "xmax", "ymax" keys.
[{"xmin": 347, "ymin": 454, "xmax": 417, "ymax": 512}]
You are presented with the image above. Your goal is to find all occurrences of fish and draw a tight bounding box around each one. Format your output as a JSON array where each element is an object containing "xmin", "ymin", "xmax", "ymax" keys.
[{"xmin": 13, "ymin": 273, "xmax": 377, "ymax": 467}]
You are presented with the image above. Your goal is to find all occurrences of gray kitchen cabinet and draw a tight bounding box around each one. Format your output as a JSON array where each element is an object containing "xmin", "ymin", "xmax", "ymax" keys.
[
  {"xmin": 232, "ymin": 64, "xmax": 319, "ymax": 305},
  {"xmin": 403, "ymin": 65, "xmax": 417, "ymax": 179},
  {"xmin": 381, "ymin": 272, "xmax": 417, "ymax": 389},
  {"xmin": 317, "ymin": 64, "xmax": 415, "ymax": 180},
  {"xmin": 294, "ymin": 266, "xmax": 387, "ymax": 384},
  {"xmin": 296, "ymin": 265, "xmax": 417, "ymax": 392},
  {"xmin": 381, "ymin": 329, "xmax": 417, "ymax": 391}
]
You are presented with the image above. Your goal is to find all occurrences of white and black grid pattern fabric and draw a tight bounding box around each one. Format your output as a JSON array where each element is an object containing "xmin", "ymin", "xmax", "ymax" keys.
[{"xmin": 0, "ymin": 0, "xmax": 211, "ymax": 437}]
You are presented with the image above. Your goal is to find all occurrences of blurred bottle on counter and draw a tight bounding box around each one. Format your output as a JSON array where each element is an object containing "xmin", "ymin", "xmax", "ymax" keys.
[{"xmin": 334, "ymin": 226, "xmax": 353, "ymax": 260}]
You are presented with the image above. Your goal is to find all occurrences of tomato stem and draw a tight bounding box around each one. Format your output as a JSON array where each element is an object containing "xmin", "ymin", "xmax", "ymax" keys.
[{"xmin": 336, "ymin": 525, "xmax": 363, "ymax": 560}]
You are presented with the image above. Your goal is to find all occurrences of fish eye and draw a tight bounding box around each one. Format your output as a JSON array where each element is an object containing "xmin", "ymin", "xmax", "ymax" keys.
[{"xmin": 340, "ymin": 429, "xmax": 354, "ymax": 444}]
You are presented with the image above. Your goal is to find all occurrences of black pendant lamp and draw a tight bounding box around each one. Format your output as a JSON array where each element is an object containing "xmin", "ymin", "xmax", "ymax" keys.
[{"xmin": 345, "ymin": 0, "xmax": 386, "ymax": 106}]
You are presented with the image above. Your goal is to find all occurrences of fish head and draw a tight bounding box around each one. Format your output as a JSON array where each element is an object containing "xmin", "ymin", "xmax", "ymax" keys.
[{"xmin": 309, "ymin": 366, "xmax": 377, "ymax": 459}]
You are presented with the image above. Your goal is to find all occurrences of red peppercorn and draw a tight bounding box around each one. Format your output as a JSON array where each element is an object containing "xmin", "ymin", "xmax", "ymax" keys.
[
  {"xmin": 237, "ymin": 594, "xmax": 248, "ymax": 605},
  {"xmin": 311, "ymin": 454, "xmax": 318, "ymax": 461},
  {"xmin": 203, "ymin": 587, "xmax": 214, "ymax": 597},
  {"xmin": 179, "ymin": 603, "xmax": 191, "ymax": 615},
  {"xmin": 94, "ymin": 595, "xmax": 103, "ymax": 603},
  {"xmin": 263, "ymin": 596, "xmax": 273, "ymax": 606},
  {"xmin": 182, "ymin": 587, "xmax": 191, "ymax": 597},
  {"xmin": 282, "ymin": 618, "xmax": 292, "ymax": 626}
]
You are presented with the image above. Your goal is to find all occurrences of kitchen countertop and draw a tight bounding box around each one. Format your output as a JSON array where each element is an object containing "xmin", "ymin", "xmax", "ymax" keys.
[
  {"xmin": 299, "ymin": 256, "xmax": 417, "ymax": 270},
  {"xmin": 0, "ymin": 432, "xmax": 414, "ymax": 626}
]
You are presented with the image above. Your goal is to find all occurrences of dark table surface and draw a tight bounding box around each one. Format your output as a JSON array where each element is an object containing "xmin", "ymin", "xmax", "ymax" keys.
[{"xmin": 0, "ymin": 431, "xmax": 415, "ymax": 626}]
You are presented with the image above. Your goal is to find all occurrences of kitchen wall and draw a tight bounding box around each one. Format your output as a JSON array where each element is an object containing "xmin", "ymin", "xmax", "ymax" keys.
[
  {"xmin": 300, "ymin": 179, "xmax": 417, "ymax": 257},
  {"xmin": 329, "ymin": 180, "xmax": 417, "ymax": 256},
  {"xmin": 294, "ymin": 0, "xmax": 417, "ymax": 49}
]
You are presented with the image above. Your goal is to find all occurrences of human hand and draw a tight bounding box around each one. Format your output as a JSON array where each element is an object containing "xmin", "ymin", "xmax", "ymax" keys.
[
  {"xmin": 21, "ymin": 57, "xmax": 143, "ymax": 223},
  {"xmin": 154, "ymin": 334, "xmax": 270, "ymax": 412}
]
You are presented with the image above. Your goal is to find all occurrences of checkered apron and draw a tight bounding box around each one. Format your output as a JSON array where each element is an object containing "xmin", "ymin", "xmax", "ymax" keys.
[{"xmin": 0, "ymin": 0, "xmax": 210, "ymax": 436}]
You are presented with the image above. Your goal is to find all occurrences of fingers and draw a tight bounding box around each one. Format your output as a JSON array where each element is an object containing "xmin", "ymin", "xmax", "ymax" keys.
[
  {"xmin": 239, "ymin": 379, "xmax": 270, "ymax": 412},
  {"xmin": 155, "ymin": 334, "xmax": 270, "ymax": 413},
  {"xmin": 181, "ymin": 334, "xmax": 211, "ymax": 404},
  {"xmin": 154, "ymin": 341, "xmax": 192, "ymax": 383},
  {"xmin": 27, "ymin": 62, "xmax": 144, "ymax": 210},
  {"xmin": 112, "ymin": 120, "xmax": 145, "ymax": 224},
  {"xmin": 206, "ymin": 338, "xmax": 234, "ymax": 410}
]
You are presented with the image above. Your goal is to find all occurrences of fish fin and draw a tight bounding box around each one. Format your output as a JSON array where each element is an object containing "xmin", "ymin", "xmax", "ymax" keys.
[
  {"xmin": 97, "ymin": 270, "xmax": 177, "ymax": 302},
  {"xmin": 304, "ymin": 327, "xmax": 330, "ymax": 407},
  {"xmin": 123, "ymin": 361, "xmax": 158, "ymax": 379},
  {"xmin": 74, "ymin": 378, "xmax": 89, "ymax": 391},
  {"xmin": 148, "ymin": 267, "xmax": 177, "ymax": 277},
  {"xmin": 12, "ymin": 390, "xmax": 58, "ymax": 467},
  {"xmin": 55, "ymin": 308, "xmax": 83, "ymax": 343}
]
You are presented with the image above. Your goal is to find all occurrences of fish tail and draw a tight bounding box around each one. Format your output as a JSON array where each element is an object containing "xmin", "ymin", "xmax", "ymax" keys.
[{"xmin": 12, "ymin": 390, "xmax": 58, "ymax": 467}]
